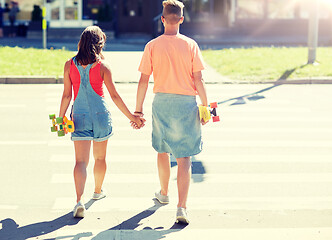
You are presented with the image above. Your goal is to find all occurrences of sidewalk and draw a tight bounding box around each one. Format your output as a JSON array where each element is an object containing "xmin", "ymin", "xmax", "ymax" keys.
[
  {"xmin": 1, "ymin": 51, "xmax": 332, "ymax": 85},
  {"xmin": 1, "ymin": 36, "xmax": 332, "ymax": 84}
]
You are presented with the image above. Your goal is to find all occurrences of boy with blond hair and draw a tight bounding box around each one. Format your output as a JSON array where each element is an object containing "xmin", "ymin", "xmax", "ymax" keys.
[{"xmin": 133, "ymin": 0, "xmax": 208, "ymax": 224}]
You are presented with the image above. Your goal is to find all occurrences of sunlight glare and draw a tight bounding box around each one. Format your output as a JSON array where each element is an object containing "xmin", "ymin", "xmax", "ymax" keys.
[{"xmin": 320, "ymin": 0, "xmax": 332, "ymax": 6}]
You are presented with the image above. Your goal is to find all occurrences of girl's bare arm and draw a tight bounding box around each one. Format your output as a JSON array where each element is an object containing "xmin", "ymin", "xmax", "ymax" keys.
[
  {"xmin": 59, "ymin": 60, "xmax": 72, "ymax": 117},
  {"xmin": 101, "ymin": 62, "xmax": 144, "ymax": 127}
]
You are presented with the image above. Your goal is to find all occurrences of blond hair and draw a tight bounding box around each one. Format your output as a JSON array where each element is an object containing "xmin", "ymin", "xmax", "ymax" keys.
[{"xmin": 162, "ymin": 0, "xmax": 184, "ymax": 24}]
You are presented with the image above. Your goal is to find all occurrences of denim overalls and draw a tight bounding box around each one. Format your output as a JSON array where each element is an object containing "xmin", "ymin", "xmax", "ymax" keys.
[{"xmin": 71, "ymin": 58, "xmax": 112, "ymax": 142}]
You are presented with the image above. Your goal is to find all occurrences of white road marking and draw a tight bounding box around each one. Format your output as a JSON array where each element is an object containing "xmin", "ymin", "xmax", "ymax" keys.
[
  {"xmin": 0, "ymin": 141, "xmax": 47, "ymax": 145},
  {"xmin": 0, "ymin": 104, "xmax": 26, "ymax": 108},
  {"xmin": 48, "ymin": 139, "xmax": 332, "ymax": 148},
  {"xmin": 52, "ymin": 196, "xmax": 332, "ymax": 211},
  {"xmin": 52, "ymin": 228, "xmax": 332, "ymax": 240},
  {"xmin": 49, "ymin": 153, "xmax": 332, "ymax": 163},
  {"xmin": 51, "ymin": 173, "xmax": 332, "ymax": 184},
  {"xmin": 0, "ymin": 205, "xmax": 18, "ymax": 210}
]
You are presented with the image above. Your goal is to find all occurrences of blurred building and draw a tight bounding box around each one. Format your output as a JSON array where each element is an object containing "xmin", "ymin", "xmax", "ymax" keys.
[{"xmin": 1, "ymin": 0, "xmax": 331, "ymax": 37}]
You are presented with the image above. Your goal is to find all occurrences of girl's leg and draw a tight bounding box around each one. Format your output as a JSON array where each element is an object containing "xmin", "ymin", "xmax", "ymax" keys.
[
  {"xmin": 74, "ymin": 140, "xmax": 91, "ymax": 203},
  {"xmin": 176, "ymin": 157, "xmax": 191, "ymax": 208},
  {"xmin": 93, "ymin": 140, "xmax": 108, "ymax": 194},
  {"xmin": 157, "ymin": 152, "xmax": 170, "ymax": 196}
]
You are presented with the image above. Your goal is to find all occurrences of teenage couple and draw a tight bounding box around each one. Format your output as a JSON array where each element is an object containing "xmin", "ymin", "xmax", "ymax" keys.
[{"xmin": 58, "ymin": 0, "xmax": 208, "ymax": 224}]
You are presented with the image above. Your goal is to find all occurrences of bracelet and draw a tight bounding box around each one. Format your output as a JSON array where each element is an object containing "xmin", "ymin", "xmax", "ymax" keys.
[{"xmin": 134, "ymin": 111, "xmax": 143, "ymax": 116}]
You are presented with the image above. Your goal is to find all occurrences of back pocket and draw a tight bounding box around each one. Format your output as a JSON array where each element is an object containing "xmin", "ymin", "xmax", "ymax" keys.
[
  {"xmin": 96, "ymin": 111, "xmax": 112, "ymax": 130},
  {"xmin": 72, "ymin": 114, "xmax": 85, "ymax": 131}
]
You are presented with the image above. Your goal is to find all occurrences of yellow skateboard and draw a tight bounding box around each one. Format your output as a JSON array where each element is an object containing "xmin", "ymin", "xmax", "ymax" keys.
[
  {"xmin": 199, "ymin": 102, "xmax": 220, "ymax": 123},
  {"xmin": 49, "ymin": 114, "xmax": 75, "ymax": 137}
]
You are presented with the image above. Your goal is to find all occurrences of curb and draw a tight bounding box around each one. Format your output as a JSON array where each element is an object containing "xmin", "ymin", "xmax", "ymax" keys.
[
  {"xmin": 0, "ymin": 77, "xmax": 64, "ymax": 84},
  {"xmin": 218, "ymin": 79, "xmax": 332, "ymax": 85},
  {"xmin": 265, "ymin": 79, "xmax": 332, "ymax": 85},
  {"xmin": 1, "ymin": 77, "xmax": 332, "ymax": 85}
]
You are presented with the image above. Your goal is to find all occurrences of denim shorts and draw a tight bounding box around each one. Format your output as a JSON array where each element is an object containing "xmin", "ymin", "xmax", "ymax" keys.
[
  {"xmin": 71, "ymin": 110, "xmax": 113, "ymax": 142},
  {"xmin": 152, "ymin": 93, "xmax": 202, "ymax": 158}
]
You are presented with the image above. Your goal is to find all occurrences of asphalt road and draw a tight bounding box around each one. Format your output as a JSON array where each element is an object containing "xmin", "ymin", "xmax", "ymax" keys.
[{"xmin": 0, "ymin": 83, "xmax": 332, "ymax": 240}]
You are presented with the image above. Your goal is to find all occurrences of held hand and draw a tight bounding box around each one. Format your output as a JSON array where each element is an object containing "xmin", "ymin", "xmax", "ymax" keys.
[
  {"xmin": 130, "ymin": 115, "xmax": 146, "ymax": 129},
  {"xmin": 199, "ymin": 105, "xmax": 209, "ymax": 126}
]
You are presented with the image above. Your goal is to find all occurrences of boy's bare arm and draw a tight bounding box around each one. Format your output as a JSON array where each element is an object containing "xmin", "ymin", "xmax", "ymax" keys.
[
  {"xmin": 193, "ymin": 71, "xmax": 208, "ymax": 106},
  {"xmin": 135, "ymin": 73, "xmax": 150, "ymax": 114}
]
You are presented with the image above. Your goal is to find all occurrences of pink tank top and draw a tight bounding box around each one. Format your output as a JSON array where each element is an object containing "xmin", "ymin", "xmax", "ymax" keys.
[{"xmin": 70, "ymin": 59, "xmax": 104, "ymax": 101}]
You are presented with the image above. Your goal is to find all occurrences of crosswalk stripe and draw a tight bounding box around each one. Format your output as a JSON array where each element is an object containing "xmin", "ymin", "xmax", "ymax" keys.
[
  {"xmin": 51, "ymin": 197, "xmax": 332, "ymax": 211},
  {"xmin": 49, "ymin": 154, "xmax": 332, "ymax": 163},
  {"xmin": 0, "ymin": 141, "xmax": 47, "ymax": 145},
  {"xmin": 0, "ymin": 104, "xmax": 26, "ymax": 108},
  {"xmin": 45, "ymin": 125, "xmax": 332, "ymax": 134},
  {"xmin": 113, "ymin": 126, "xmax": 332, "ymax": 133},
  {"xmin": 221, "ymin": 107, "xmax": 311, "ymax": 113},
  {"xmin": 48, "ymin": 139, "xmax": 332, "ymax": 148},
  {"xmin": 52, "ymin": 228, "xmax": 332, "ymax": 240},
  {"xmin": 51, "ymin": 173, "xmax": 332, "ymax": 184},
  {"xmin": 0, "ymin": 205, "xmax": 18, "ymax": 210}
]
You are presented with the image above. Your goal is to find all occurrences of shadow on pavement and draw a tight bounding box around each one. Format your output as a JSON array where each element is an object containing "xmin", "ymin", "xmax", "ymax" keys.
[
  {"xmin": 0, "ymin": 199, "xmax": 100, "ymax": 240},
  {"xmin": 0, "ymin": 212, "xmax": 82, "ymax": 240},
  {"xmin": 90, "ymin": 199, "xmax": 187, "ymax": 240},
  {"xmin": 219, "ymin": 64, "xmax": 309, "ymax": 106}
]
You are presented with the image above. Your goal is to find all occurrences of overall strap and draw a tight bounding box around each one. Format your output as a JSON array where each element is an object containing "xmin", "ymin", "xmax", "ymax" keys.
[
  {"xmin": 72, "ymin": 57, "xmax": 93, "ymax": 71},
  {"xmin": 72, "ymin": 57, "xmax": 94, "ymax": 86}
]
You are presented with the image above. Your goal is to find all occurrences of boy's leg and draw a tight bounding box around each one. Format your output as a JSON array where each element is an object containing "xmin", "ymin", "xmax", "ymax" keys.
[
  {"xmin": 157, "ymin": 152, "xmax": 170, "ymax": 196},
  {"xmin": 93, "ymin": 140, "xmax": 108, "ymax": 194},
  {"xmin": 74, "ymin": 140, "xmax": 91, "ymax": 203},
  {"xmin": 176, "ymin": 157, "xmax": 191, "ymax": 208}
]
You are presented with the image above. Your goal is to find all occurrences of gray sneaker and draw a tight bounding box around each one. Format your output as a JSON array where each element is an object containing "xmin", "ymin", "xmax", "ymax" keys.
[
  {"xmin": 155, "ymin": 191, "xmax": 169, "ymax": 204},
  {"xmin": 176, "ymin": 207, "xmax": 189, "ymax": 224},
  {"xmin": 92, "ymin": 190, "xmax": 106, "ymax": 200},
  {"xmin": 73, "ymin": 201, "xmax": 85, "ymax": 218}
]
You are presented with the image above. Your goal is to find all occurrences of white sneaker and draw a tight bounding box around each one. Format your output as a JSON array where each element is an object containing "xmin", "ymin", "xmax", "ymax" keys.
[
  {"xmin": 155, "ymin": 191, "xmax": 169, "ymax": 204},
  {"xmin": 73, "ymin": 201, "xmax": 85, "ymax": 218},
  {"xmin": 92, "ymin": 190, "xmax": 106, "ymax": 200},
  {"xmin": 176, "ymin": 207, "xmax": 189, "ymax": 224}
]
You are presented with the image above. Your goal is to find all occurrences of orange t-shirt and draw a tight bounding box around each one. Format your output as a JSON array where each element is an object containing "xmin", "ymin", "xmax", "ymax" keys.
[{"xmin": 138, "ymin": 34, "xmax": 205, "ymax": 96}]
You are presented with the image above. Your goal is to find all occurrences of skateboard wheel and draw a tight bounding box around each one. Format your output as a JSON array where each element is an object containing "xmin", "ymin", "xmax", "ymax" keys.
[
  {"xmin": 67, "ymin": 124, "xmax": 74, "ymax": 132},
  {"xmin": 56, "ymin": 117, "xmax": 63, "ymax": 124},
  {"xmin": 58, "ymin": 130, "xmax": 65, "ymax": 137},
  {"xmin": 212, "ymin": 116, "xmax": 220, "ymax": 122},
  {"xmin": 210, "ymin": 102, "xmax": 218, "ymax": 108},
  {"xmin": 49, "ymin": 114, "xmax": 56, "ymax": 119},
  {"xmin": 51, "ymin": 126, "xmax": 57, "ymax": 132},
  {"xmin": 210, "ymin": 108, "xmax": 217, "ymax": 117}
]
